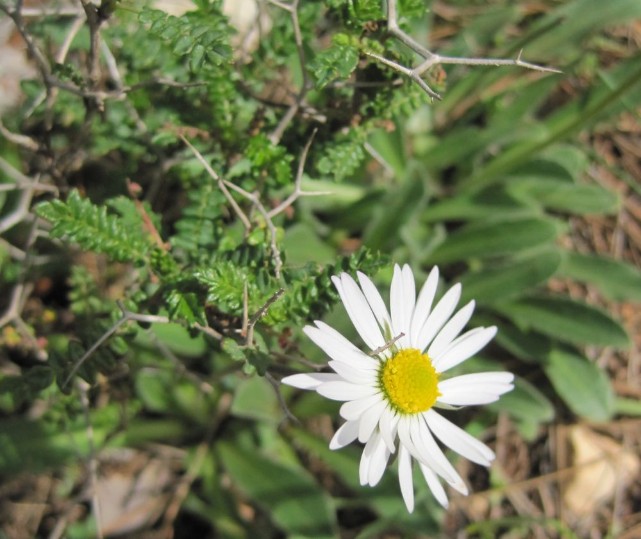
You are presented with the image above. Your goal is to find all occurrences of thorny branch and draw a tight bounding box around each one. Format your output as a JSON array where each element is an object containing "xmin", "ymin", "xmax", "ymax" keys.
[
  {"xmin": 182, "ymin": 130, "xmax": 327, "ymax": 278},
  {"xmin": 62, "ymin": 300, "xmax": 225, "ymax": 388},
  {"xmin": 266, "ymin": 129, "xmax": 331, "ymax": 219},
  {"xmin": 372, "ymin": 0, "xmax": 562, "ymax": 100}
]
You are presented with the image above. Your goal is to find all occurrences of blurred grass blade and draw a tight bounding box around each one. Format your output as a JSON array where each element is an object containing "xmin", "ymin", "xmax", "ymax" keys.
[
  {"xmin": 423, "ymin": 187, "xmax": 529, "ymax": 223},
  {"xmin": 467, "ymin": 56, "xmax": 641, "ymax": 190},
  {"xmin": 506, "ymin": 179, "xmax": 620, "ymax": 215},
  {"xmin": 364, "ymin": 165, "xmax": 425, "ymax": 250},
  {"xmin": 544, "ymin": 349, "xmax": 615, "ymax": 421},
  {"xmin": 218, "ymin": 443, "xmax": 337, "ymax": 538},
  {"xmin": 559, "ymin": 252, "xmax": 641, "ymax": 302},
  {"xmin": 428, "ymin": 217, "xmax": 560, "ymax": 264},
  {"xmin": 460, "ymin": 249, "xmax": 561, "ymax": 304},
  {"xmin": 496, "ymin": 296, "xmax": 630, "ymax": 348}
]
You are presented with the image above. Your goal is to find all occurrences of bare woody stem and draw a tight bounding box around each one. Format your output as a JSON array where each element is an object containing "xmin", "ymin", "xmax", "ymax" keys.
[{"xmin": 371, "ymin": 0, "xmax": 561, "ymax": 100}]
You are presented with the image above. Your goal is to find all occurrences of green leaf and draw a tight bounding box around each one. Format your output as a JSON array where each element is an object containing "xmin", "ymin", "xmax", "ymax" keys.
[
  {"xmin": 36, "ymin": 189, "xmax": 150, "ymax": 263},
  {"xmin": 218, "ymin": 443, "xmax": 337, "ymax": 538},
  {"xmin": 429, "ymin": 217, "xmax": 560, "ymax": 264},
  {"xmin": 507, "ymin": 179, "xmax": 620, "ymax": 215},
  {"xmin": 492, "ymin": 321, "xmax": 553, "ymax": 363},
  {"xmin": 559, "ymin": 252, "xmax": 641, "ymax": 302},
  {"xmin": 231, "ymin": 376, "xmax": 280, "ymax": 422},
  {"xmin": 496, "ymin": 296, "xmax": 629, "ymax": 348},
  {"xmin": 491, "ymin": 378, "xmax": 554, "ymax": 440},
  {"xmin": 317, "ymin": 131, "xmax": 366, "ymax": 181},
  {"xmin": 312, "ymin": 34, "xmax": 360, "ymax": 88},
  {"xmin": 288, "ymin": 427, "xmax": 361, "ymax": 489},
  {"xmin": 150, "ymin": 323, "xmax": 207, "ymax": 357},
  {"xmin": 544, "ymin": 349, "xmax": 614, "ymax": 421},
  {"xmin": 165, "ymin": 289, "xmax": 206, "ymax": 325},
  {"xmin": 460, "ymin": 250, "xmax": 561, "ymax": 304},
  {"xmin": 222, "ymin": 338, "xmax": 246, "ymax": 362},
  {"xmin": 136, "ymin": 370, "xmax": 171, "ymax": 413},
  {"xmin": 364, "ymin": 168, "xmax": 425, "ymax": 250},
  {"xmin": 423, "ymin": 187, "xmax": 529, "ymax": 222}
]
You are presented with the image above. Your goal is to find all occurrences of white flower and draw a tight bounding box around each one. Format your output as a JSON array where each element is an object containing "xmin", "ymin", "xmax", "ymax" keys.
[{"xmin": 282, "ymin": 264, "xmax": 514, "ymax": 512}]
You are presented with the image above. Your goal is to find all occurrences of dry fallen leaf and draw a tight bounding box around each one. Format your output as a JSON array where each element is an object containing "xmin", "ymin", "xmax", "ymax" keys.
[{"xmin": 563, "ymin": 425, "xmax": 640, "ymax": 516}]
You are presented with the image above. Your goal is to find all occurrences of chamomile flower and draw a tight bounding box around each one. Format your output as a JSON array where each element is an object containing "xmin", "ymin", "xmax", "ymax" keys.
[{"xmin": 282, "ymin": 264, "xmax": 514, "ymax": 512}]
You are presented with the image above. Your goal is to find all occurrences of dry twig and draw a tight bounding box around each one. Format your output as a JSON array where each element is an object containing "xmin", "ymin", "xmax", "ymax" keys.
[{"xmin": 369, "ymin": 0, "xmax": 562, "ymax": 100}]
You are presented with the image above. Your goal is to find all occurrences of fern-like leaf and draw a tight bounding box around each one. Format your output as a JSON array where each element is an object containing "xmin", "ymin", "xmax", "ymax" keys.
[
  {"xmin": 36, "ymin": 189, "xmax": 150, "ymax": 263},
  {"xmin": 139, "ymin": 7, "xmax": 232, "ymax": 71}
]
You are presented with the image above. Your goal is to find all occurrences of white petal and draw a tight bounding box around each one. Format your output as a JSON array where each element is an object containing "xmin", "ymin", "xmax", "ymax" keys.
[
  {"xmin": 330, "ymin": 420, "xmax": 359, "ymax": 449},
  {"xmin": 390, "ymin": 264, "xmax": 416, "ymax": 349},
  {"xmin": 419, "ymin": 463, "xmax": 449, "ymax": 508},
  {"xmin": 368, "ymin": 434, "xmax": 391, "ymax": 487},
  {"xmin": 281, "ymin": 372, "xmax": 340, "ymax": 389},
  {"xmin": 432, "ymin": 326, "xmax": 497, "ymax": 372},
  {"xmin": 333, "ymin": 273, "xmax": 385, "ymax": 351},
  {"xmin": 415, "ymin": 283, "xmax": 461, "ymax": 353},
  {"xmin": 413, "ymin": 415, "xmax": 463, "ymax": 485},
  {"xmin": 358, "ymin": 433, "xmax": 389, "ymax": 486},
  {"xmin": 379, "ymin": 407, "xmax": 399, "ymax": 453},
  {"xmin": 358, "ymin": 400, "xmax": 387, "ymax": 443},
  {"xmin": 428, "ymin": 300, "xmax": 475, "ymax": 359},
  {"xmin": 409, "ymin": 267, "xmax": 439, "ymax": 348},
  {"xmin": 305, "ymin": 324, "xmax": 377, "ymax": 371},
  {"xmin": 357, "ymin": 271, "xmax": 392, "ymax": 336},
  {"xmin": 398, "ymin": 415, "xmax": 463, "ymax": 490},
  {"xmin": 359, "ymin": 433, "xmax": 379, "ymax": 485},
  {"xmin": 438, "ymin": 391, "xmax": 503, "ymax": 406},
  {"xmin": 329, "ymin": 360, "xmax": 377, "ymax": 385},
  {"xmin": 425, "ymin": 409, "xmax": 495, "ymax": 466},
  {"xmin": 340, "ymin": 394, "xmax": 384, "ymax": 421},
  {"xmin": 398, "ymin": 444, "xmax": 415, "ymax": 513},
  {"xmin": 317, "ymin": 381, "xmax": 377, "ymax": 401},
  {"xmin": 312, "ymin": 321, "xmax": 361, "ymax": 352},
  {"xmin": 438, "ymin": 372, "xmax": 514, "ymax": 406}
]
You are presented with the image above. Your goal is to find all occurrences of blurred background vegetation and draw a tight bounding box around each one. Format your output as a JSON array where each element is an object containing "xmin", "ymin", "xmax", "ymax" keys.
[{"xmin": 0, "ymin": 0, "xmax": 640, "ymax": 537}]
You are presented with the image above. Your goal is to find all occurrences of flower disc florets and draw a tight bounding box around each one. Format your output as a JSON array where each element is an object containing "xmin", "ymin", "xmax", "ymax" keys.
[{"xmin": 380, "ymin": 348, "xmax": 440, "ymax": 414}]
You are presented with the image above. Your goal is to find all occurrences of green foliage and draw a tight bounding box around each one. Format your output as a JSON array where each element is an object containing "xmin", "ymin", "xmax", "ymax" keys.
[
  {"xmin": 312, "ymin": 33, "xmax": 361, "ymax": 89},
  {"xmin": 316, "ymin": 130, "xmax": 367, "ymax": 181},
  {"xmin": 139, "ymin": 6, "xmax": 232, "ymax": 71},
  {"xmin": 36, "ymin": 189, "xmax": 152, "ymax": 264}
]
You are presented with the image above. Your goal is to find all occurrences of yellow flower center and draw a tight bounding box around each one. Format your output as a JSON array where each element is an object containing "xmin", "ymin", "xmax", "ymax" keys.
[{"xmin": 380, "ymin": 348, "xmax": 440, "ymax": 415}]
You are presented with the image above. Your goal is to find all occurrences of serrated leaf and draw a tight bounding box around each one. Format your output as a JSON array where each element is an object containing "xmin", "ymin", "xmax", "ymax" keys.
[
  {"xmin": 544, "ymin": 349, "xmax": 614, "ymax": 421},
  {"xmin": 559, "ymin": 252, "xmax": 641, "ymax": 302},
  {"xmin": 218, "ymin": 443, "xmax": 336, "ymax": 538},
  {"xmin": 312, "ymin": 35, "xmax": 360, "ymax": 89},
  {"xmin": 429, "ymin": 217, "xmax": 560, "ymax": 264},
  {"xmin": 460, "ymin": 250, "xmax": 561, "ymax": 304},
  {"xmin": 496, "ymin": 296, "xmax": 629, "ymax": 348},
  {"xmin": 36, "ymin": 189, "xmax": 149, "ymax": 263},
  {"xmin": 165, "ymin": 289, "xmax": 206, "ymax": 325}
]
